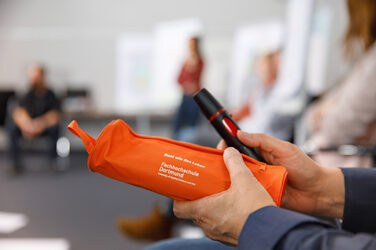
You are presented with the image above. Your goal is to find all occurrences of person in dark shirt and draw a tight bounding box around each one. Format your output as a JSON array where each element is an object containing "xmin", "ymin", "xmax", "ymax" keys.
[{"xmin": 7, "ymin": 64, "xmax": 61, "ymax": 175}]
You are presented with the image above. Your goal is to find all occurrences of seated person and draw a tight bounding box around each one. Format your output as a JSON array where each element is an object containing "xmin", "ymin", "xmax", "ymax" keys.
[
  {"xmin": 303, "ymin": 0, "xmax": 376, "ymax": 168},
  {"xmin": 231, "ymin": 50, "xmax": 291, "ymax": 141},
  {"xmin": 7, "ymin": 64, "xmax": 61, "ymax": 174}
]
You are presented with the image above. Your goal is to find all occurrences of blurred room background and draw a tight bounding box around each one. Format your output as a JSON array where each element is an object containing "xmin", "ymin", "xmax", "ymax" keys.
[{"xmin": 0, "ymin": 0, "xmax": 355, "ymax": 249}]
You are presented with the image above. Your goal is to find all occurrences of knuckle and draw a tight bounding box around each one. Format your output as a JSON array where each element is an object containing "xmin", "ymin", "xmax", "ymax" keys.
[
  {"xmin": 172, "ymin": 205, "xmax": 180, "ymax": 217},
  {"xmin": 203, "ymin": 230, "xmax": 215, "ymax": 240},
  {"xmin": 286, "ymin": 141, "xmax": 297, "ymax": 151},
  {"xmin": 225, "ymin": 147, "xmax": 240, "ymax": 159},
  {"xmin": 258, "ymin": 133, "xmax": 268, "ymax": 141},
  {"xmin": 172, "ymin": 203, "xmax": 185, "ymax": 218},
  {"xmin": 224, "ymin": 147, "xmax": 235, "ymax": 156}
]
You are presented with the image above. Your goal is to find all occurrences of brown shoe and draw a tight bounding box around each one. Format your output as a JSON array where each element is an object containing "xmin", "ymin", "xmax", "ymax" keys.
[{"xmin": 116, "ymin": 204, "xmax": 174, "ymax": 242}]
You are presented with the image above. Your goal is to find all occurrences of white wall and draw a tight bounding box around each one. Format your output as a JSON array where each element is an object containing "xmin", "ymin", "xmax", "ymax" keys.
[
  {"xmin": 321, "ymin": 0, "xmax": 351, "ymax": 90},
  {"xmin": 0, "ymin": 0, "xmax": 286, "ymax": 112}
]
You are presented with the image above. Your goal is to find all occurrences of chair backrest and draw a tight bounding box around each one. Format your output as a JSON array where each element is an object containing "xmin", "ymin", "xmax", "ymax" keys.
[
  {"xmin": 0, "ymin": 90, "xmax": 16, "ymax": 126},
  {"xmin": 66, "ymin": 89, "xmax": 89, "ymax": 98}
]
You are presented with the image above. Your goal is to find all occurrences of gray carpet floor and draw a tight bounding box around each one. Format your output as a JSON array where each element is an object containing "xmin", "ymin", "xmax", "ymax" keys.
[{"xmin": 0, "ymin": 152, "xmax": 168, "ymax": 250}]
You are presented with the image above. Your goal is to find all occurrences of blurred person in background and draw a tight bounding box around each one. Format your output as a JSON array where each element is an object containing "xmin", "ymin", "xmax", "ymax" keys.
[
  {"xmin": 172, "ymin": 36, "xmax": 204, "ymax": 141},
  {"xmin": 6, "ymin": 63, "xmax": 61, "ymax": 175},
  {"xmin": 115, "ymin": 50, "xmax": 281, "ymax": 243},
  {"xmin": 116, "ymin": 37, "xmax": 205, "ymax": 242},
  {"xmin": 143, "ymin": 0, "xmax": 376, "ymax": 249},
  {"xmin": 232, "ymin": 50, "xmax": 280, "ymax": 122},
  {"xmin": 304, "ymin": 0, "xmax": 376, "ymax": 168},
  {"xmin": 230, "ymin": 50, "xmax": 292, "ymax": 141},
  {"xmin": 190, "ymin": 49, "xmax": 284, "ymax": 149}
]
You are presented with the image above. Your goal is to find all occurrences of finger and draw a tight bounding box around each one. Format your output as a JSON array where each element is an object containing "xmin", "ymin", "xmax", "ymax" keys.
[
  {"xmin": 173, "ymin": 199, "xmax": 202, "ymax": 220},
  {"xmin": 216, "ymin": 140, "xmax": 227, "ymax": 150},
  {"xmin": 237, "ymin": 130, "xmax": 286, "ymax": 155},
  {"xmin": 174, "ymin": 190, "xmax": 226, "ymax": 220},
  {"xmin": 223, "ymin": 147, "xmax": 254, "ymax": 182}
]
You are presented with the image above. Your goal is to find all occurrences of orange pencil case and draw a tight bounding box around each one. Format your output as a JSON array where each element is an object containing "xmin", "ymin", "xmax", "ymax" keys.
[{"xmin": 68, "ymin": 119, "xmax": 288, "ymax": 206}]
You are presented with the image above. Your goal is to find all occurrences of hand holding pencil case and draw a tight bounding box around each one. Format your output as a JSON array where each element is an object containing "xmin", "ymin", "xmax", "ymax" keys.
[{"xmin": 68, "ymin": 119, "xmax": 288, "ymax": 206}]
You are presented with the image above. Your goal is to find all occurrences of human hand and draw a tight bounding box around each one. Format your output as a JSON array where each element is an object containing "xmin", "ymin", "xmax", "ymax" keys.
[
  {"xmin": 20, "ymin": 121, "xmax": 37, "ymax": 139},
  {"xmin": 218, "ymin": 131, "xmax": 345, "ymax": 218},
  {"xmin": 31, "ymin": 118, "xmax": 46, "ymax": 134},
  {"xmin": 20, "ymin": 119, "xmax": 45, "ymax": 139},
  {"xmin": 229, "ymin": 102, "xmax": 251, "ymax": 122},
  {"xmin": 311, "ymin": 106, "xmax": 324, "ymax": 132},
  {"xmin": 173, "ymin": 147, "xmax": 275, "ymax": 246}
]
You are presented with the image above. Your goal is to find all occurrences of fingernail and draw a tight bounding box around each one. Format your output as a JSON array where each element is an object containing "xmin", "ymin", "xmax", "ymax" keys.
[
  {"xmin": 224, "ymin": 147, "xmax": 235, "ymax": 151},
  {"xmin": 224, "ymin": 147, "xmax": 236, "ymax": 157}
]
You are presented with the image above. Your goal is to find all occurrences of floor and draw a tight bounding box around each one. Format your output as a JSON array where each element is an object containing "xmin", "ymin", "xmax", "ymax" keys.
[{"xmin": 0, "ymin": 152, "xmax": 169, "ymax": 250}]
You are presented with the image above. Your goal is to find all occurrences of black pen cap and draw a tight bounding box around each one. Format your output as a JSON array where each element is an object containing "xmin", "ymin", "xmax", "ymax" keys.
[{"xmin": 193, "ymin": 88, "xmax": 224, "ymax": 119}]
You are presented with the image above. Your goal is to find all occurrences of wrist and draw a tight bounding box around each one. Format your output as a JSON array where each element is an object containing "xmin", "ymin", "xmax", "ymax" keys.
[
  {"xmin": 234, "ymin": 197, "xmax": 276, "ymax": 240},
  {"xmin": 316, "ymin": 166, "xmax": 345, "ymax": 218}
]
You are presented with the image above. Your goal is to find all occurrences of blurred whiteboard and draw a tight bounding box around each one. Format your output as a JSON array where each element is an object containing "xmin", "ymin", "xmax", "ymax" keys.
[
  {"xmin": 306, "ymin": 6, "xmax": 332, "ymax": 95},
  {"xmin": 115, "ymin": 34, "xmax": 153, "ymax": 114},
  {"xmin": 227, "ymin": 21, "xmax": 283, "ymax": 108},
  {"xmin": 115, "ymin": 19, "xmax": 203, "ymax": 114}
]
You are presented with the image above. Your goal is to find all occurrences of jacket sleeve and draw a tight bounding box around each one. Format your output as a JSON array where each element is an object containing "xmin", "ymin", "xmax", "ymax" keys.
[
  {"xmin": 341, "ymin": 168, "xmax": 376, "ymax": 233},
  {"xmin": 238, "ymin": 206, "xmax": 376, "ymax": 250},
  {"xmin": 238, "ymin": 168, "xmax": 376, "ymax": 250}
]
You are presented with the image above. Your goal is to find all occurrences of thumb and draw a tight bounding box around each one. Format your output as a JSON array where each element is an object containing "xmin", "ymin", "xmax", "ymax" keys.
[
  {"xmin": 237, "ymin": 130, "xmax": 288, "ymax": 157},
  {"xmin": 223, "ymin": 147, "xmax": 255, "ymax": 185}
]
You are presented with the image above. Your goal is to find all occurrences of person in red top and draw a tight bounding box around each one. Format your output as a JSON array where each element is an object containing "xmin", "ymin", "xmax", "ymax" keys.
[
  {"xmin": 173, "ymin": 36, "xmax": 204, "ymax": 140},
  {"xmin": 116, "ymin": 37, "xmax": 204, "ymax": 241}
]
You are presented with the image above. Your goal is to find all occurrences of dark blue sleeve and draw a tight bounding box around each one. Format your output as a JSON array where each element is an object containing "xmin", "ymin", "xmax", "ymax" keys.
[
  {"xmin": 238, "ymin": 206, "xmax": 330, "ymax": 250},
  {"xmin": 238, "ymin": 168, "xmax": 376, "ymax": 250},
  {"xmin": 341, "ymin": 168, "xmax": 376, "ymax": 233},
  {"xmin": 238, "ymin": 206, "xmax": 376, "ymax": 250}
]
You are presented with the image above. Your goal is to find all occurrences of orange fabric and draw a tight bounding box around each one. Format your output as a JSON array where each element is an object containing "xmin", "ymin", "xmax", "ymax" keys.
[{"xmin": 68, "ymin": 119, "xmax": 288, "ymax": 206}]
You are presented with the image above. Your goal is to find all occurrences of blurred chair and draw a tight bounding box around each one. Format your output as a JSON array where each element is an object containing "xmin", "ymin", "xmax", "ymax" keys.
[
  {"xmin": 62, "ymin": 88, "xmax": 91, "ymax": 113},
  {"xmin": 306, "ymin": 145, "xmax": 376, "ymax": 167},
  {"xmin": 0, "ymin": 89, "xmax": 16, "ymax": 127},
  {"xmin": 0, "ymin": 89, "xmax": 16, "ymax": 156}
]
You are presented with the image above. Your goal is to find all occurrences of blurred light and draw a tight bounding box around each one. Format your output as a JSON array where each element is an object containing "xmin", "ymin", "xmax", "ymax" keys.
[
  {"xmin": 56, "ymin": 137, "xmax": 70, "ymax": 158},
  {"xmin": 0, "ymin": 212, "xmax": 28, "ymax": 234},
  {"xmin": 0, "ymin": 238, "xmax": 70, "ymax": 250}
]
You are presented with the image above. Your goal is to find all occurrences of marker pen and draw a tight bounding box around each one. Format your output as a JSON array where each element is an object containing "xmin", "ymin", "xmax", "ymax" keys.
[{"xmin": 194, "ymin": 88, "xmax": 265, "ymax": 162}]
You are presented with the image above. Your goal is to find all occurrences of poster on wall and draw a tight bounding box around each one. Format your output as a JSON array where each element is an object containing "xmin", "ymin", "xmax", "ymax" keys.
[
  {"xmin": 115, "ymin": 18, "xmax": 203, "ymax": 114},
  {"xmin": 115, "ymin": 34, "xmax": 153, "ymax": 114}
]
